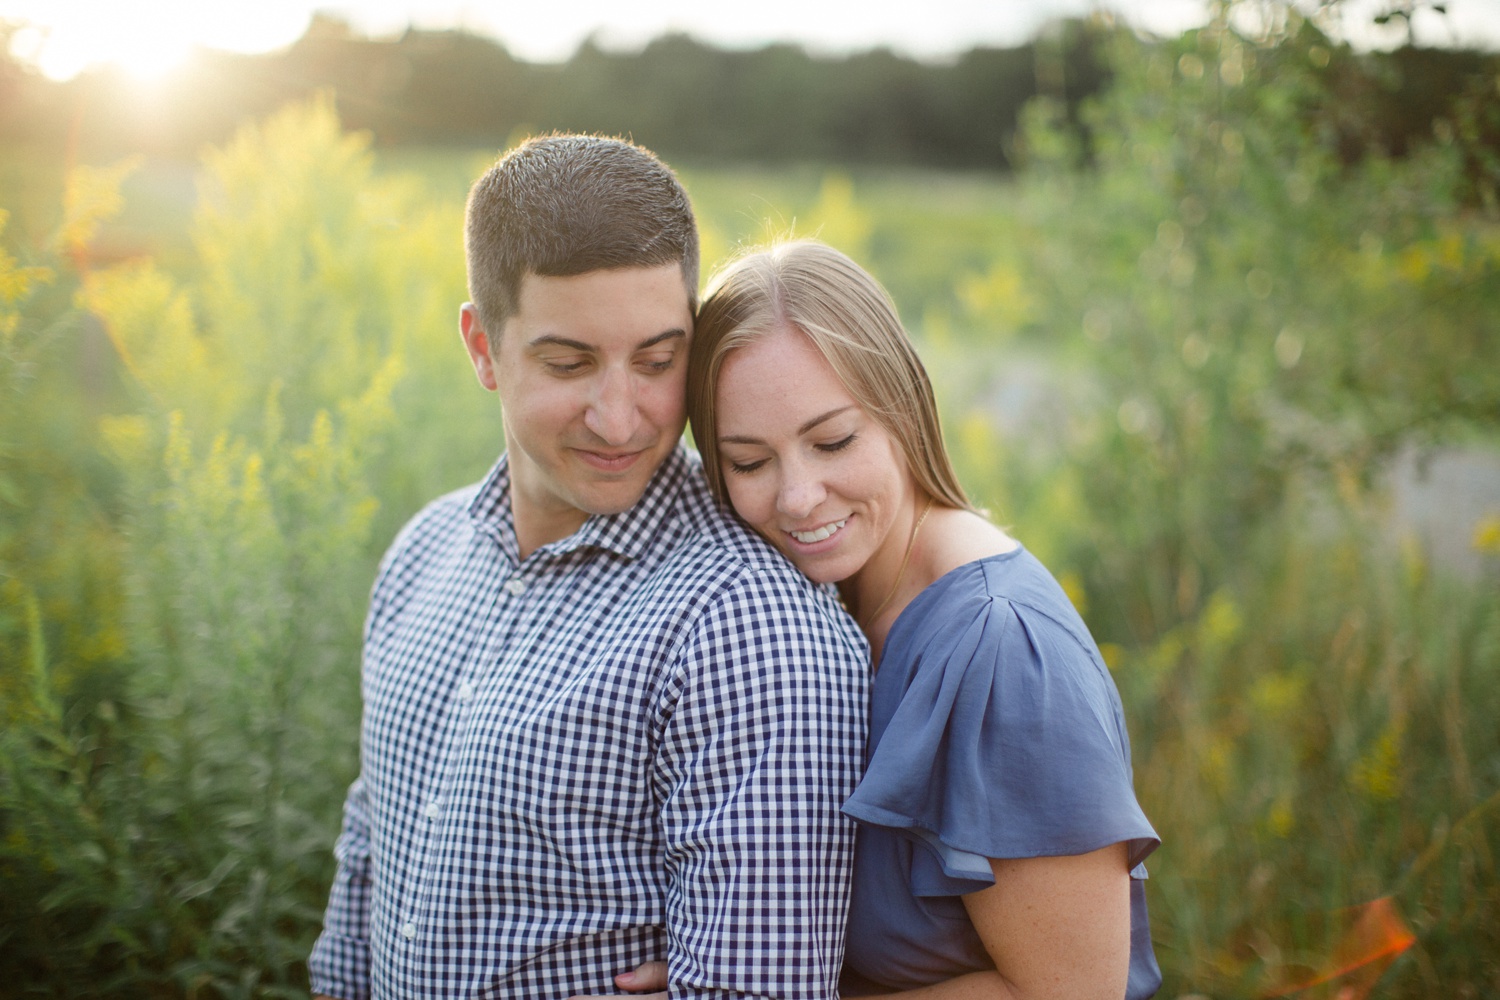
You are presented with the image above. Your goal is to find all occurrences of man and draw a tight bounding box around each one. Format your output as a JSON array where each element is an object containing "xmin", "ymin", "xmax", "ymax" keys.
[{"xmin": 308, "ymin": 135, "xmax": 869, "ymax": 1000}]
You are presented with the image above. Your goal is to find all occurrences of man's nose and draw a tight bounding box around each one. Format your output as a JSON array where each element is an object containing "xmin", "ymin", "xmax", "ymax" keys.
[{"xmin": 584, "ymin": 369, "xmax": 642, "ymax": 445}]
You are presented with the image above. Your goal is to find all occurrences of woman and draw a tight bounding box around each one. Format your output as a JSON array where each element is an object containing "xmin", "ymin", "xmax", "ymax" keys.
[{"xmin": 604, "ymin": 239, "xmax": 1160, "ymax": 999}]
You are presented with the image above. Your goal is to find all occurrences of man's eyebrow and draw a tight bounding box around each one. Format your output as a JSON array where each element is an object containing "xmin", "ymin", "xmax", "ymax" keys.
[
  {"xmin": 639, "ymin": 328, "xmax": 688, "ymax": 349},
  {"xmin": 721, "ymin": 406, "xmax": 854, "ymax": 445},
  {"xmin": 527, "ymin": 334, "xmax": 592, "ymax": 352},
  {"xmin": 527, "ymin": 329, "xmax": 688, "ymax": 352}
]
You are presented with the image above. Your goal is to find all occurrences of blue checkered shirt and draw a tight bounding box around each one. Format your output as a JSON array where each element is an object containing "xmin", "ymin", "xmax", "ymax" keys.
[{"xmin": 308, "ymin": 446, "xmax": 869, "ymax": 1000}]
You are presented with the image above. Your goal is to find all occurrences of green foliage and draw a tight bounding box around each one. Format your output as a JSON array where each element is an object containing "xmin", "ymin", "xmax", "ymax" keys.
[
  {"xmin": 978, "ymin": 10, "xmax": 1498, "ymax": 623},
  {"xmin": 0, "ymin": 176, "xmax": 138, "ymax": 994},
  {"xmin": 1, "ymin": 98, "xmax": 495, "ymax": 996},
  {"xmin": 0, "ymin": 173, "xmax": 132, "ymax": 731}
]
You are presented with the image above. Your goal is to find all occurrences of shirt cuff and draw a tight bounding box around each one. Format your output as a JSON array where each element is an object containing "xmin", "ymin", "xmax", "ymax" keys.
[{"xmin": 307, "ymin": 929, "xmax": 371, "ymax": 1000}]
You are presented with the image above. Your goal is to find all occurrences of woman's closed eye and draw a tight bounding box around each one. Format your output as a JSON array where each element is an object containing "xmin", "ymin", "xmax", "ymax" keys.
[
  {"xmin": 816, "ymin": 433, "xmax": 857, "ymax": 454},
  {"xmin": 724, "ymin": 434, "xmax": 855, "ymax": 475},
  {"xmin": 726, "ymin": 457, "xmax": 769, "ymax": 476}
]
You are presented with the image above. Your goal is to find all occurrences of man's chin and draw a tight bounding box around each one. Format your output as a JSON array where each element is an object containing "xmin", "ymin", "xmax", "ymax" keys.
[
  {"xmin": 543, "ymin": 439, "xmax": 678, "ymax": 518},
  {"xmin": 572, "ymin": 472, "xmax": 656, "ymax": 518}
]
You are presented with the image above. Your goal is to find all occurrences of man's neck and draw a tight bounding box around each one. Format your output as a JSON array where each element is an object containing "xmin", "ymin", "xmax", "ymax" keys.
[{"xmin": 511, "ymin": 503, "xmax": 589, "ymax": 561}]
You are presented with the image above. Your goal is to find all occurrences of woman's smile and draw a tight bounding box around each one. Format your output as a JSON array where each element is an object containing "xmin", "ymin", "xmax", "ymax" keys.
[{"xmin": 788, "ymin": 518, "xmax": 848, "ymax": 545}]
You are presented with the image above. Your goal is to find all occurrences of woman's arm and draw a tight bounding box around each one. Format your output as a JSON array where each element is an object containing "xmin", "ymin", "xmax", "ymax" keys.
[
  {"xmin": 841, "ymin": 842, "xmax": 1132, "ymax": 1000},
  {"xmin": 575, "ymin": 841, "xmax": 1133, "ymax": 1000},
  {"xmin": 931, "ymin": 842, "xmax": 1132, "ymax": 1000}
]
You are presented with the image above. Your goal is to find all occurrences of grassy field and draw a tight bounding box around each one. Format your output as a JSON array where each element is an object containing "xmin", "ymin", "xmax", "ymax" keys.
[{"xmin": 3, "ymin": 20, "xmax": 1498, "ymax": 999}]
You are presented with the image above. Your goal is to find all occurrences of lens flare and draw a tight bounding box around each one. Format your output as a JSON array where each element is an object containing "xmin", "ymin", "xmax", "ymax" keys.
[{"xmin": 1264, "ymin": 897, "xmax": 1416, "ymax": 999}]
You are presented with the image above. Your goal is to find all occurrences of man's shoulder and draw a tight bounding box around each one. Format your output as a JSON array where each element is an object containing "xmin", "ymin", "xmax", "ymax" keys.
[
  {"xmin": 651, "ymin": 464, "xmax": 866, "ymax": 650},
  {"xmin": 387, "ymin": 482, "xmax": 481, "ymax": 558},
  {"xmin": 658, "ymin": 457, "xmax": 802, "ymax": 583},
  {"xmin": 366, "ymin": 481, "xmax": 490, "ymax": 605}
]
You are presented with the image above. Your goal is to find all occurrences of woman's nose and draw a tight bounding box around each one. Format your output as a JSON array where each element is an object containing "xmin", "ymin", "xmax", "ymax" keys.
[{"xmin": 777, "ymin": 465, "xmax": 825, "ymax": 519}]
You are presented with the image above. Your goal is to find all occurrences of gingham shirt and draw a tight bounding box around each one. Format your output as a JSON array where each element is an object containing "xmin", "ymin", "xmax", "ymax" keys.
[{"xmin": 308, "ymin": 446, "xmax": 869, "ymax": 1000}]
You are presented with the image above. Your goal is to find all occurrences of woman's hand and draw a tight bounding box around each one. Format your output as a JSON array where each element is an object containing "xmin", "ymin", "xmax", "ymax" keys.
[{"xmin": 567, "ymin": 960, "xmax": 668, "ymax": 1000}]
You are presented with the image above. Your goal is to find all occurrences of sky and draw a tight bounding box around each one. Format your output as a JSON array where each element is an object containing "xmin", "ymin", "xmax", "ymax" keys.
[{"xmin": 4, "ymin": 0, "xmax": 1499, "ymax": 81}]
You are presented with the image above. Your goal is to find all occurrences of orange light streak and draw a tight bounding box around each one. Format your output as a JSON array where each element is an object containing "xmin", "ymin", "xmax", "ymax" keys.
[{"xmin": 1264, "ymin": 897, "xmax": 1416, "ymax": 999}]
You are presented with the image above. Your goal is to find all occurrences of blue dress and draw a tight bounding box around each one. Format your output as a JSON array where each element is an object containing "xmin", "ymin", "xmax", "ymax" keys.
[{"xmin": 840, "ymin": 547, "xmax": 1161, "ymax": 998}]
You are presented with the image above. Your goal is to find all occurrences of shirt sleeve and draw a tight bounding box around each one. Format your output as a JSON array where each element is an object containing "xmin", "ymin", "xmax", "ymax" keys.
[
  {"xmin": 309, "ymin": 532, "xmax": 411, "ymax": 1000},
  {"xmin": 307, "ymin": 776, "xmax": 373, "ymax": 999},
  {"xmin": 841, "ymin": 592, "xmax": 1159, "ymax": 897},
  {"xmin": 653, "ymin": 568, "xmax": 869, "ymax": 1000}
]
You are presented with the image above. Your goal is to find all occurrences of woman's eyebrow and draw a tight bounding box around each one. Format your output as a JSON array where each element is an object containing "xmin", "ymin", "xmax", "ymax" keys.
[
  {"xmin": 720, "ymin": 406, "xmax": 854, "ymax": 445},
  {"xmin": 798, "ymin": 405, "xmax": 854, "ymax": 435}
]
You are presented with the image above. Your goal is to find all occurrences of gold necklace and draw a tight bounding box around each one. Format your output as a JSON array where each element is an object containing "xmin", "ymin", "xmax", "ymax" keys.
[{"xmin": 860, "ymin": 497, "xmax": 934, "ymax": 629}]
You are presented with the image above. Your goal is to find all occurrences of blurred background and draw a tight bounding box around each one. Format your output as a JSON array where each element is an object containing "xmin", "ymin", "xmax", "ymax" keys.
[{"xmin": 1, "ymin": 0, "xmax": 1497, "ymax": 996}]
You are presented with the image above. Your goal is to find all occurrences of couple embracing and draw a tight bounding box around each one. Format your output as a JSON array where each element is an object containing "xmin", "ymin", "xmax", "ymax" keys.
[{"xmin": 309, "ymin": 134, "xmax": 1160, "ymax": 1000}]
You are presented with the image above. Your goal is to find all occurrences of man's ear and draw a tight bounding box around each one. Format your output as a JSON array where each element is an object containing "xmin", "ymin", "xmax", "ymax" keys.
[{"xmin": 459, "ymin": 303, "xmax": 499, "ymax": 392}]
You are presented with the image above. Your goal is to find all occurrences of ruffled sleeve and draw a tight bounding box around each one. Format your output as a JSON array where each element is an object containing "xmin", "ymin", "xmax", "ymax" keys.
[{"xmin": 841, "ymin": 555, "xmax": 1159, "ymax": 897}]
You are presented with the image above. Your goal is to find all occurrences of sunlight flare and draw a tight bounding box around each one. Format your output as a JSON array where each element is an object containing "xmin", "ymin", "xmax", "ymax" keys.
[{"xmin": 1264, "ymin": 897, "xmax": 1417, "ymax": 999}]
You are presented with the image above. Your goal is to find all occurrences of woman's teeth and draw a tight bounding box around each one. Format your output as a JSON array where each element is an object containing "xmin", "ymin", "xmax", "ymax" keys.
[{"xmin": 791, "ymin": 519, "xmax": 846, "ymax": 544}]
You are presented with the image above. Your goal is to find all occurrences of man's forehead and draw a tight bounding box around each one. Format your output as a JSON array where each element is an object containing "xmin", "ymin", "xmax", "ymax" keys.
[
  {"xmin": 502, "ymin": 264, "xmax": 693, "ymax": 347},
  {"xmin": 513, "ymin": 264, "xmax": 692, "ymax": 307}
]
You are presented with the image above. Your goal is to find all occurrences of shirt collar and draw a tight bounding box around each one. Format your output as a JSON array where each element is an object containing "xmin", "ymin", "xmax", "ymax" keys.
[{"xmin": 467, "ymin": 445, "xmax": 694, "ymax": 564}]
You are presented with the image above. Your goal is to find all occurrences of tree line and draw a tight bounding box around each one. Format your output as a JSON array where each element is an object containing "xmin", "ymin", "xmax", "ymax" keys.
[{"xmin": 0, "ymin": 13, "xmax": 1495, "ymax": 173}]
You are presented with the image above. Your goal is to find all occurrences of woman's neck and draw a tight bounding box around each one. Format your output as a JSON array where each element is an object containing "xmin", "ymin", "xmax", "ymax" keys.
[
  {"xmin": 841, "ymin": 496, "xmax": 934, "ymax": 664},
  {"xmin": 846, "ymin": 507, "xmax": 1021, "ymax": 667}
]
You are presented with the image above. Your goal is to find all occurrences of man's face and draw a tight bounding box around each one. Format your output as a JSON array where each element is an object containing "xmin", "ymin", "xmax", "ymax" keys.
[{"xmin": 461, "ymin": 264, "xmax": 693, "ymax": 548}]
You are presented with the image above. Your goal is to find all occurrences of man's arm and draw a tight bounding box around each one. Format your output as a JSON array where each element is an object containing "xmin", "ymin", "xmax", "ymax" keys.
[
  {"xmin": 307, "ymin": 776, "xmax": 374, "ymax": 1000},
  {"xmin": 586, "ymin": 845, "xmax": 1132, "ymax": 1000},
  {"xmin": 653, "ymin": 568, "xmax": 868, "ymax": 1000}
]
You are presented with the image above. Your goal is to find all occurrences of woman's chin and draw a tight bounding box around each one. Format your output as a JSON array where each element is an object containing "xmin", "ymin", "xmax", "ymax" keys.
[{"xmin": 783, "ymin": 550, "xmax": 857, "ymax": 587}]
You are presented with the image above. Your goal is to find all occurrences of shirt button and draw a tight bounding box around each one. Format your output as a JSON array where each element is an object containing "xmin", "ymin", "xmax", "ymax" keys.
[
  {"xmin": 424, "ymin": 801, "xmax": 439, "ymax": 820},
  {"xmin": 505, "ymin": 578, "xmax": 526, "ymax": 596},
  {"xmin": 457, "ymin": 681, "xmax": 475, "ymax": 702},
  {"xmin": 401, "ymin": 921, "xmax": 417, "ymax": 940}
]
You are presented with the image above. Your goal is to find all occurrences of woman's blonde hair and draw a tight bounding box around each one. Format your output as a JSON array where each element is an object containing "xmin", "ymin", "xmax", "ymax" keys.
[{"xmin": 688, "ymin": 239, "xmax": 973, "ymax": 512}]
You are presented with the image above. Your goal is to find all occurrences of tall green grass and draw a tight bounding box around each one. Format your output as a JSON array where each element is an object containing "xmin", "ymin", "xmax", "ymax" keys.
[{"xmin": 2, "ymin": 12, "xmax": 1497, "ymax": 997}]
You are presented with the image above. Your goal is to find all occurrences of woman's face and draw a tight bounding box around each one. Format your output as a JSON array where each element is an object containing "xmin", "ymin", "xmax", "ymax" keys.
[{"xmin": 714, "ymin": 324, "xmax": 918, "ymax": 586}]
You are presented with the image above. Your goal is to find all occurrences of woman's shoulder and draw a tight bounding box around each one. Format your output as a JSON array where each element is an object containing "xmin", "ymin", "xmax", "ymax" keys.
[
  {"xmin": 851, "ymin": 589, "xmax": 1157, "ymax": 877},
  {"xmin": 899, "ymin": 512, "xmax": 1090, "ymax": 653},
  {"xmin": 919, "ymin": 508, "xmax": 1018, "ymax": 581},
  {"xmin": 851, "ymin": 517, "xmax": 1158, "ymax": 873}
]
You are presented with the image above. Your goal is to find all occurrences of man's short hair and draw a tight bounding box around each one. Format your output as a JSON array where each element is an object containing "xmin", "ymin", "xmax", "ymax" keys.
[{"xmin": 464, "ymin": 134, "xmax": 700, "ymax": 335}]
